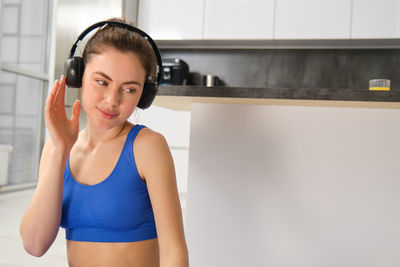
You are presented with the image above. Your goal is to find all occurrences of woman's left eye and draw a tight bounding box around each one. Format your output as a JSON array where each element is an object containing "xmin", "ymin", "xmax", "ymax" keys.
[
  {"xmin": 96, "ymin": 80, "xmax": 108, "ymax": 86},
  {"xmin": 122, "ymin": 88, "xmax": 136, "ymax": 93}
]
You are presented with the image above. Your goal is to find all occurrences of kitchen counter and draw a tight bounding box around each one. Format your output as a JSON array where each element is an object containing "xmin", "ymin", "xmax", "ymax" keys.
[{"xmin": 154, "ymin": 85, "xmax": 400, "ymax": 110}]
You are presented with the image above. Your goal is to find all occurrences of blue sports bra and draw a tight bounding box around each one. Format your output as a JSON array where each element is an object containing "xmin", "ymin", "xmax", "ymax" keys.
[{"xmin": 60, "ymin": 124, "xmax": 157, "ymax": 242}]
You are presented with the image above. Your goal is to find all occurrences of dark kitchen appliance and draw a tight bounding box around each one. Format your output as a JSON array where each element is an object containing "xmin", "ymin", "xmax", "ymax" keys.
[{"xmin": 161, "ymin": 58, "xmax": 189, "ymax": 85}]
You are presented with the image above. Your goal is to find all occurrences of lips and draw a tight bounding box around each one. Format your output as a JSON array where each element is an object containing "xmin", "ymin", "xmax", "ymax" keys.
[{"xmin": 96, "ymin": 107, "xmax": 119, "ymax": 119}]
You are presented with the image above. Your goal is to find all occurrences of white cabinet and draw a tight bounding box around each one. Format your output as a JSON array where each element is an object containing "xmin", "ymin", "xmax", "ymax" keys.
[
  {"xmin": 187, "ymin": 103, "xmax": 400, "ymax": 267},
  {"xmin": 351, "ymin": 0, "xmax": 400, "ymax": 39},
  {"xmin": 202, "ymin": 0, "xmax": 275, "ymax": 39},
  {"xmin": 137, "ymin": 0, "xmax": 400, "ymax": 41},
  {"xmin": 137, "ymin": 0, "xmax": 204, "ymax": 40},
  {"xmin": 274, "ymin": 0, "xmax": 352, "ymax": 39}
]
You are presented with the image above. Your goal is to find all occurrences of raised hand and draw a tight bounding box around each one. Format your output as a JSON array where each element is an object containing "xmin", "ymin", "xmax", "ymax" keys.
[{"xmin": 45, "ymin": 75, "xmax": 81, "ymax": 151}]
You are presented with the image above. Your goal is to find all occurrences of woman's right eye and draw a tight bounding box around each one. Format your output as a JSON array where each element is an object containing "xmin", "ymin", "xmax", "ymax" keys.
[{"xmin": 96, "ymin": 80, "xmax": 108, "ymax": 86}]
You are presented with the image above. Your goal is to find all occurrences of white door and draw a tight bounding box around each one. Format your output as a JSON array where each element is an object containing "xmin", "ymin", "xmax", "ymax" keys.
[
  {"xmin": 351, "ymin": 0, "xmax": 400, "ymax": 39},
  {"xmin": 203, "ymin": 0, "xmax": 275, "ymax": 39},
  {"xmin": 274, "ymin": 0, "xmax": 352, "ymax": 39},
  {"xmin": 138, "ymin": 0, "xmax": 205, "ymax": 40}
]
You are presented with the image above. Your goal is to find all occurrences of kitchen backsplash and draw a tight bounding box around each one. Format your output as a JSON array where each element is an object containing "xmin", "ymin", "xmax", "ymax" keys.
[{"xmin": 161, "ymin": 49, "xmax": 400, "ymax": 90}]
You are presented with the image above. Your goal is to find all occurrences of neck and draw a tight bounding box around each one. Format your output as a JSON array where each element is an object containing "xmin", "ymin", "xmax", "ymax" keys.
[{"xmin": 82, "ymin": 121, "xmax": 129, "ymax": 146}]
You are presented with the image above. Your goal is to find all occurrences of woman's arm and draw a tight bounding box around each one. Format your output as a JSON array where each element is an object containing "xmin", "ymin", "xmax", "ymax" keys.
[
  {"xmin": 19, "ymin": 139, "xmax": 69, "ymax": 257},
  {"xmin": 19, "ymin": 76, "xmax": 80, "ymax": 257},
  {"xmin": 135, "ymin": 129, "xmax": 189, "ymax": 267}
]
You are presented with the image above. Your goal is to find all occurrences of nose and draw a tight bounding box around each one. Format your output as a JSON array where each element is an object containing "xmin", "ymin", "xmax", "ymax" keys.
[{"xmin": 104, "ymin": 88, "xmax": 121, "ymax": 106}]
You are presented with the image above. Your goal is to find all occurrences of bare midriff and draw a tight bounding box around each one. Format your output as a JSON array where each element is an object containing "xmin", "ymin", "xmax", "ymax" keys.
[{"xmin": 66, "ymin": 238, "xmax": 159, "ymax": 267}]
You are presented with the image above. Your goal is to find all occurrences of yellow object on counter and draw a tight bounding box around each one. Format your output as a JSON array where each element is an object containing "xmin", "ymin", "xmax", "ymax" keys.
[
  {"xmin": 369, "ymin": 86, "xmax": 390, "ymax": 91},
  {"xmin": 369, "ymin": 79, "xmax": 390, "ymax": 91}
]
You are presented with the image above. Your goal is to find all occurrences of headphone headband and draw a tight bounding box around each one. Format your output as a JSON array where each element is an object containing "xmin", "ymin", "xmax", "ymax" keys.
[
  {"xmin": 69, "ymin": 20, "xmax": 162, "ymax": 84},
  {"xmin": 64, "ymin": 20, "xmax": 161, "ymax": 109}
]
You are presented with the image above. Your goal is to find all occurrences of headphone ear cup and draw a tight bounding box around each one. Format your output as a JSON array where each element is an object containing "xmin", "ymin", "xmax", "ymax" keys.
[
  {"xmin": 137, "ymin": 80, "xmax": 158, "ymax": 109},
  {"xmin": 64, "ymin": 57, "xmax": 84, "ymax": 88}
]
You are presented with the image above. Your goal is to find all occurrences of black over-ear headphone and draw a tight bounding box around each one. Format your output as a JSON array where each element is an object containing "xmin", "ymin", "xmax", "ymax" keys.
[{"xmin": 64, "ymin": 20, "xmax": 162, "ymax": 109}]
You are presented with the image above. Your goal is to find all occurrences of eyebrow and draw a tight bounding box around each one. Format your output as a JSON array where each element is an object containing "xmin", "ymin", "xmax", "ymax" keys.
[{"xmin": 94, "ymin": 71, "xmax": 142, "ymax": 86}]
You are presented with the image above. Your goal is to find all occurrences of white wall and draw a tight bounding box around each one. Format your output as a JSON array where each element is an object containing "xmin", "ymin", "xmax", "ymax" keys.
[{"xmin": 186, "ymin": 103, "xmax": 400, "ymax": 267}]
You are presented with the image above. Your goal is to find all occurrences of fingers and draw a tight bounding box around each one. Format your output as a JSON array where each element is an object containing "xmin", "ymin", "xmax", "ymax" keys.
[
  {"xmin": 71, "ymin": 100, "xmax": 81, "ymax": 129},
  {"xmin": 49, "ymin": 79, "xmax": 59, "ymax": 102},
  {"xmin": 54, "ymin": 75, "xmax": 66, "ymax": 106},
  {"xmin": 59, "ymin": 76, "xmax": 66, "ymax": 106},
  {"xmin": 45, "ymin": 79, "xmax": 59, "ymax": 116}
]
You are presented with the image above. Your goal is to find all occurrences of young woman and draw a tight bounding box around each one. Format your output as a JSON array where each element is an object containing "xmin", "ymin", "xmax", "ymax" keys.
[{"xmin": 20, "ymin": 18, "xmax": 188, "ymax": 267}]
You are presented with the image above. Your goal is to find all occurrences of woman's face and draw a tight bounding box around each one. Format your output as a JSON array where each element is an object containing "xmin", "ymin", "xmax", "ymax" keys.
[{"xmin": 81, "ymin": 48, "xmax": 146, "ymax": 130}]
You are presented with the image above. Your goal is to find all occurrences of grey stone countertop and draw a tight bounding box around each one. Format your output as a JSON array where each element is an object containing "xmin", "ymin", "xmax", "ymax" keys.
[
  {"xmin": 157, "ymin": 85, "xmax": 400, "ymax": 102},
  {"xmin": 154, "ymin": 85, "xmax": 400, "ymax": 110}
]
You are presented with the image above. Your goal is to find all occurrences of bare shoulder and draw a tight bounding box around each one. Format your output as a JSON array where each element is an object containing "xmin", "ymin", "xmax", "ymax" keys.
[
  {"xmin": 134, "ymin": 127, "xmax": 173, "ymax": 180},
  {"xmin": 135, "ymin": 127, "xmax": 169, "ymax": 152}
]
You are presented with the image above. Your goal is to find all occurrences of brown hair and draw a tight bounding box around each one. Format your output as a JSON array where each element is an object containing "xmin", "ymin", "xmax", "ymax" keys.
[{"xmin": 82, "ymin": 18, "xmax": 157, "ymax": 82}]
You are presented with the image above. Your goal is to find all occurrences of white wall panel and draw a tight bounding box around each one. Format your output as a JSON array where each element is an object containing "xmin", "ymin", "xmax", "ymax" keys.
[
  {"xmin": 0, "ymin": 86, "xmax": 14, "ymax": 113},
  {"xmin": 1, "ymin": 6, "xmax": 19, "ymax": 34},
  {"xmin": 1, "ymin": 37, "xmax": 18, "ymax": 62},
  {"xmin": 19, "ymin": 37, "xmax": 42, "ymax": 62},
  {"xmin": 20, "ymin": 0, "xmax": 45, "ymax": 35}
]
